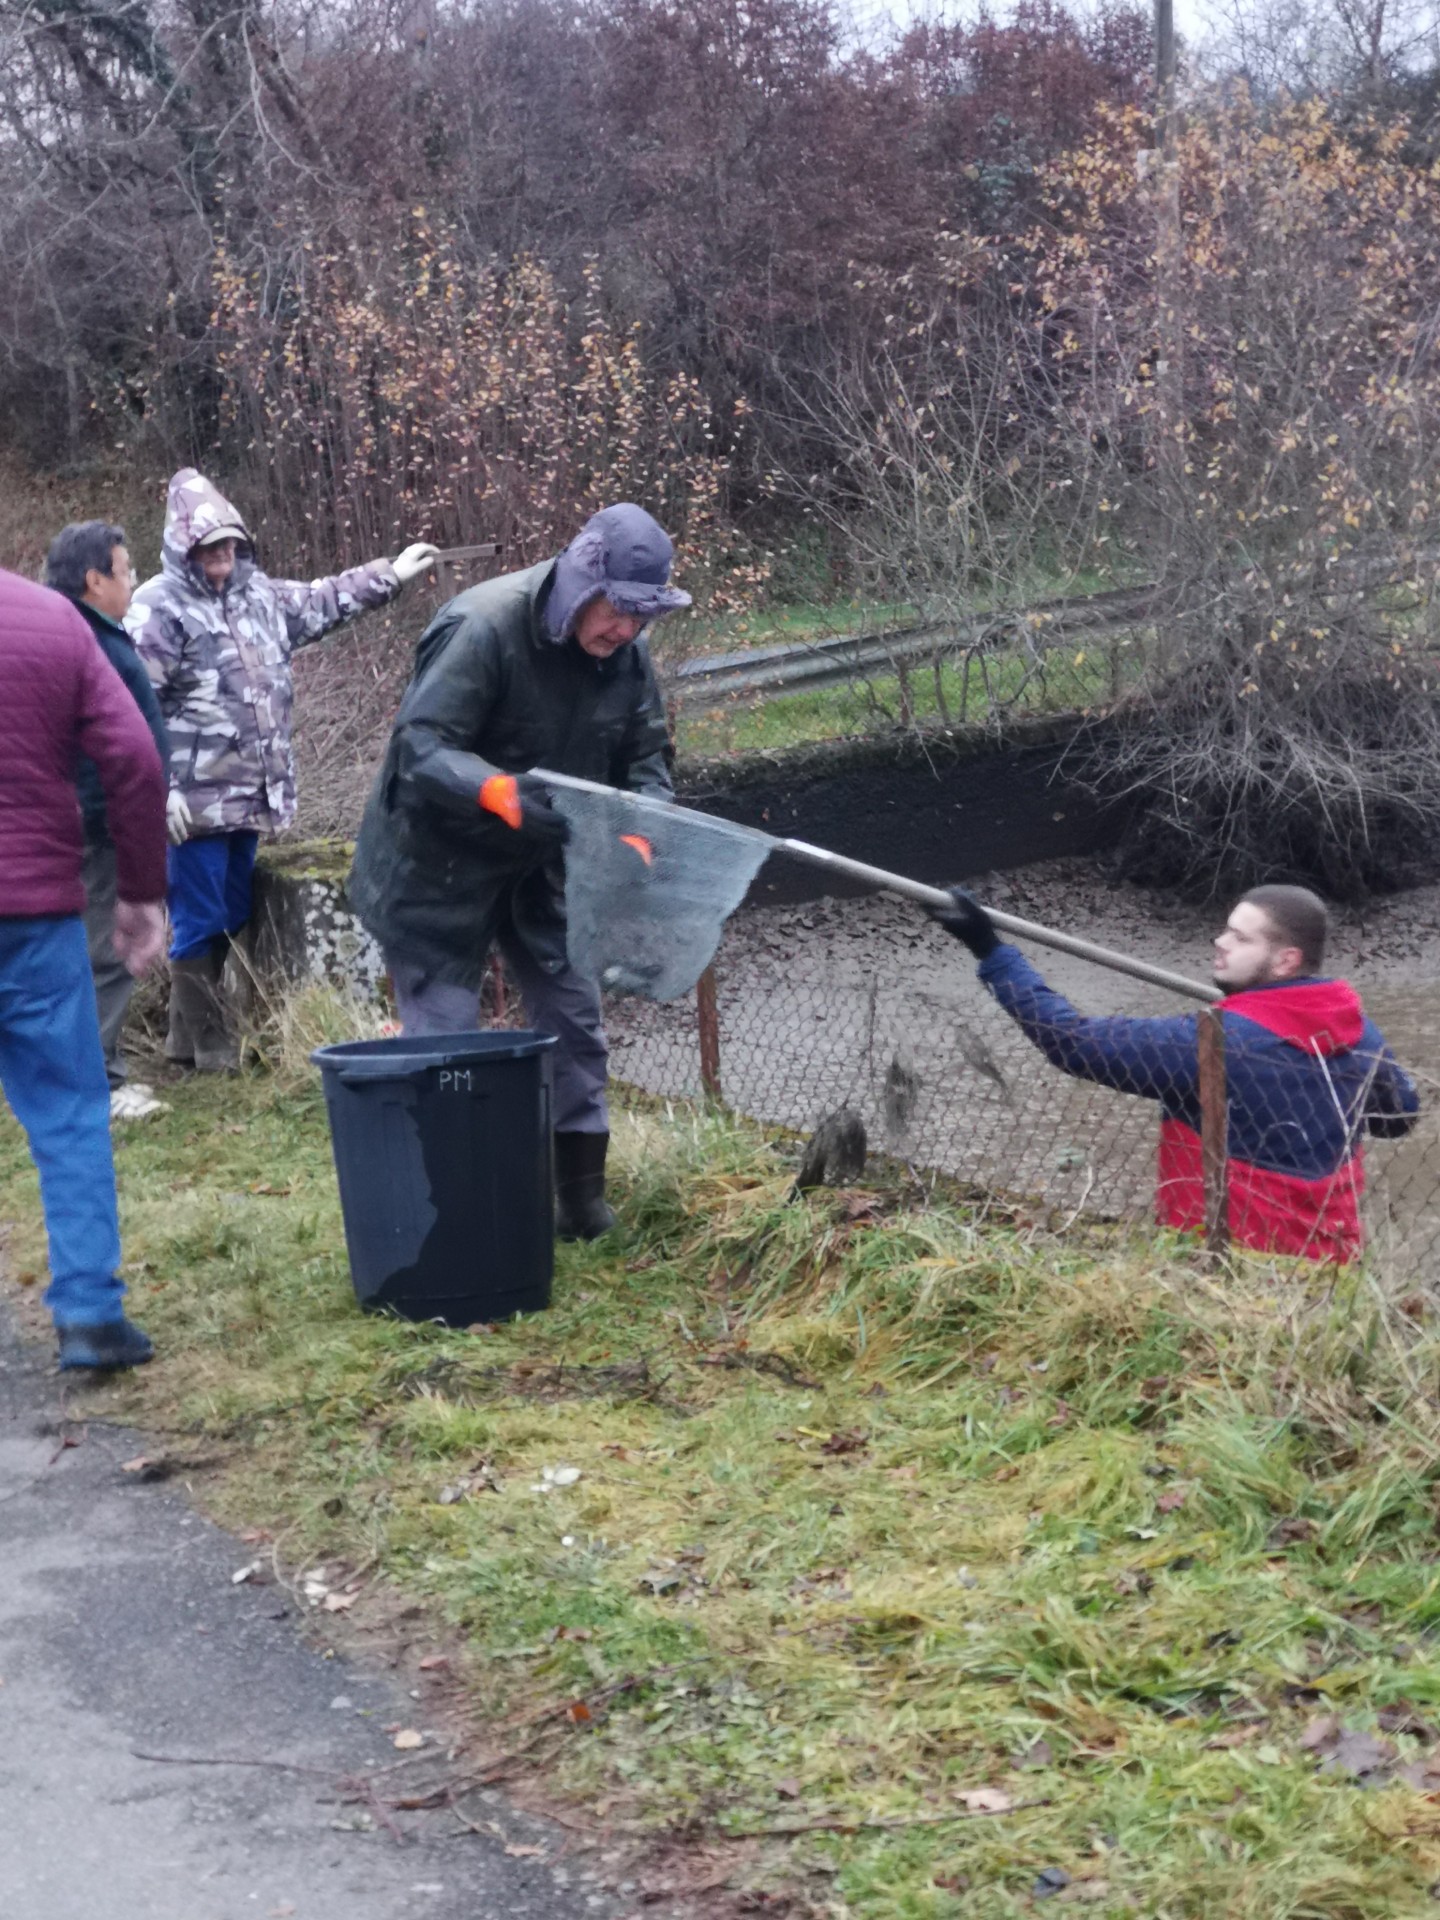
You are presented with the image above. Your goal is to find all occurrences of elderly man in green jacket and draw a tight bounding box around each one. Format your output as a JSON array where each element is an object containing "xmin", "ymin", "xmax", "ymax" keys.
[{"xmin": 349, "ymin": 504, "xmax": 690, "ymax": 1240}]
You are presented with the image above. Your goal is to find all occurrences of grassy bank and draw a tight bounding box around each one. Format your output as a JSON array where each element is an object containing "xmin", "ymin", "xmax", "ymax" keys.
[
  {"xmin": 673, "ymin": 634, "xmax": 1150, "ymax": 760},
  {"xmin": 5, "ymin": 1030, "xmax": 1440, "ymax": 1916}
]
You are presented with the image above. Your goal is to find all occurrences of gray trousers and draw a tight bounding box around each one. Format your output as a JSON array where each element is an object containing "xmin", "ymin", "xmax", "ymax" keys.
[
  {"xmin": 81, "ymin": 840, "xmax": 134, "ymax": 1091},
  {"xmin": 386, "ymin": 934, "xmax": 609, "ymax": 1134}
]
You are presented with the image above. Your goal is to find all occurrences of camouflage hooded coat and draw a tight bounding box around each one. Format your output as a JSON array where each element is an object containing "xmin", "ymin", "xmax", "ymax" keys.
[{"xmin": 126, "ymin": 470, "xmax": 401, "ymax": 835}]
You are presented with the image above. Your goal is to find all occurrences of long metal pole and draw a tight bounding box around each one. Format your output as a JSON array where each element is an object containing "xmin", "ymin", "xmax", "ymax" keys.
[
  {"xmin": 775, "ymin": 838, "xmax": 1219, "ymax": 1003},
  {"xmin": 535, "ymin": 768, "xmax": 1220, "ymax": 1005}
]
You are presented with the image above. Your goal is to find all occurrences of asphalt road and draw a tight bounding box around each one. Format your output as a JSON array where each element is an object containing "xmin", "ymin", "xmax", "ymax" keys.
[{"xmin": 0, "ymin": 1307, "xmax": 617, "ymax": 1920}]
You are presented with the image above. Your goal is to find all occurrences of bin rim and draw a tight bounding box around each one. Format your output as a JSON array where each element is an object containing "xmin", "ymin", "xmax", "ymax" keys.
[{"xmin": 311, "ymin": 1028, "xmax": 559, "ymax": 1076}]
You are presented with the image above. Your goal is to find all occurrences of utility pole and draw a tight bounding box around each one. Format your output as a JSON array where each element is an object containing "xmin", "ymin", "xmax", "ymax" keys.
[{"xmin": 1154, "ymin": 0, "xmax": 1183, "ymax": 518}]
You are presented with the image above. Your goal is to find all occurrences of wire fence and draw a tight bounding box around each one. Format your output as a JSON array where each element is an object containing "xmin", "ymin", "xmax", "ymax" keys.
[
  {"xmin": 590, "ymin": 906, "xmax": 1440, "ymax": 1275},
  {"xmin": 254, "ymin": 855, "xmax": 1440, "ymax": 1274}
]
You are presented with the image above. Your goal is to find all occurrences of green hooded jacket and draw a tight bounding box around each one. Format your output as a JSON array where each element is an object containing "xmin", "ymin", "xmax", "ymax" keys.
[{"xmin": 348, "ymin": 559, "xmax": 672, "ymax": 985}]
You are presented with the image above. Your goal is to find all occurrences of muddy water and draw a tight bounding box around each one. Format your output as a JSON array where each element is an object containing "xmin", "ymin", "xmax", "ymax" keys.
[{"xmin": 605, "ymin": 856, "xmax": 1440, "ymax": 1272}]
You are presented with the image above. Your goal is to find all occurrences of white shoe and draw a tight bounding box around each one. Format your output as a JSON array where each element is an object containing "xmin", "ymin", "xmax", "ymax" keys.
[{"xmin": 110, "ymin": 1084, "xmax": 170, "ymax": 1122}]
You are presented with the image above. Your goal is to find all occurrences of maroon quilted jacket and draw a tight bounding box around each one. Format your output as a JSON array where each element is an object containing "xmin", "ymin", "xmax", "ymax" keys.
[{"xmin": 0, "ymin": 567, "xmax": 166, "ymax": 916}]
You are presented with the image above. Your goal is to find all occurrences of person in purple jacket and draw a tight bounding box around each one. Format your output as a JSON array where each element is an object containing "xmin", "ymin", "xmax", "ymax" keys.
[{"xmin": 0, "ymin": 565, "xmax": 168, "ymax": 1368}]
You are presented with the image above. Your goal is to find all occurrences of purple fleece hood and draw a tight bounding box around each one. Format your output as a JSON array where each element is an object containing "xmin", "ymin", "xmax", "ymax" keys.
[{"xmin": 545, "ymin": 503, "xmax": 692, "ymax": 642}]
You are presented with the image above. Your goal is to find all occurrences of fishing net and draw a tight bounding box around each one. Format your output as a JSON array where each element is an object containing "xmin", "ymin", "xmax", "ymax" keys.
[{"xmin": 550, "ymin": 785, "xmax": 771, "ymax": 1001}]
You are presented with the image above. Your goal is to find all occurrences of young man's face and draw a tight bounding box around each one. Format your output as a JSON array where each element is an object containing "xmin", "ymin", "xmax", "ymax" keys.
[
  {"xmin": 574, "ymin": 595, "xmax": 644, "ymax": 659},
  {"xmin": 82, "ymin": 543, "xmax": 133, "ymax": 623},
  {"xmin": 1213, "ymin": 901, "xmax": 1304, "ymax": 991},
  {"xmin": 196, "ymin": 538, "xmax": 238, "ymax": 591}
]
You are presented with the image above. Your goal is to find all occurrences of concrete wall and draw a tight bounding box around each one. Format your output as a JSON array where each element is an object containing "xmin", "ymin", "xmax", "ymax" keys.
[{"xmin": 250, "ymin": 845, "xmax": 385, "ymax": 991}]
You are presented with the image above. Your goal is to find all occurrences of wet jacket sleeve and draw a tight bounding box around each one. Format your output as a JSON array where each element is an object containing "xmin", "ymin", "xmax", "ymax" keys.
[
  {"xmin": 391, "ymin": 613, "xmax": 508, "ymax": 818},
  {"xmin": 273, "ymin": 560, "xmax": 401, "ymax": 650},
  {"xmin": 1358, "ymin": 1022, "xmax": 1421, "ymax": 1138},
  {"xmin": 977, "ymin": 943, "xmax": 1200, "ymax": 1101},
  {"xmin": 613, "ymin": 643, "xmax": 673, "ymax": 800},
  {"xmin": 74, "ymin": 638, "xmax": 167, "ymax": 902}
]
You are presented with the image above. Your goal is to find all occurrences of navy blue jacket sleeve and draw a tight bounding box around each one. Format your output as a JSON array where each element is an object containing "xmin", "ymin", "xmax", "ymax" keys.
[
  {"xmin": 976, "ymin": 943, "xmax": 1201, "ymax": 1102},
  {"xmin": 1357, "ymin": 1020, "xmax": 1421, "ymax": 1138},
  {"xmin": 107, "ymin": 633, "xmax": 170, "ymax": 769},
  {"xmin": 76, "ymin": 614, "xmax": 172, "ymax": 842}
]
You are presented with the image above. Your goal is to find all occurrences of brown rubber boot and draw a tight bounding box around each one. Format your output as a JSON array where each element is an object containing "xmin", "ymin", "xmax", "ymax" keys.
[
  {"xmin": 164, "ymin": 963, "xmax": 196, "ymax": 1065},
  {"xmin": 170, "ymin": 952, "xmax": 239, "ymax": 1073}
]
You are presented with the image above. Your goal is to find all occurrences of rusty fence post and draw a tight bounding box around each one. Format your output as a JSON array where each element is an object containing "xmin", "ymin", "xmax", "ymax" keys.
[
  {"xmin": 696, "ymin": 965, "xmax": 722, "ymax": 1102},
  {"xmin": 1197, "ymin": 1004, "xmax": 1230, "ymax": 1262}
]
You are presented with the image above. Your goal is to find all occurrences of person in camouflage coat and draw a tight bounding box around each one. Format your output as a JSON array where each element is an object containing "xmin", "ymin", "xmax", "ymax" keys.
[{"xmin": 128, "ymin": 468, "xmax": 438, "ymax": 1070}]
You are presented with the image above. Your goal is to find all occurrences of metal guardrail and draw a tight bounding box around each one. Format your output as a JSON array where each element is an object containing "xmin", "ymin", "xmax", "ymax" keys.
[
  {"xmin": 662, "ymin": 545, "xmax": 1437, "ymax": 709},
  {"xmin": 664, "ymin": 583, "xmax": 1160, "ymax": 709}
]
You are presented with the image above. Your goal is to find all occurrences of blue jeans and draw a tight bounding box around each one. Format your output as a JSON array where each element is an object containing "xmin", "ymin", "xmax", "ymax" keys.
[
  {"xmin": 0, "ymin": 916, "xmax": 126, "ymax": 1330},
  {"xmin": 168, "ymin": 830, "xmax": 259, "ymax": 961}
]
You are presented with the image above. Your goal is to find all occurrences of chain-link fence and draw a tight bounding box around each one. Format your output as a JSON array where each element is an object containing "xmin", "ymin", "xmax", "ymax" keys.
[{"xmin": 590, "ymin": 896, "xmax": 1440, "ymax": 1275}]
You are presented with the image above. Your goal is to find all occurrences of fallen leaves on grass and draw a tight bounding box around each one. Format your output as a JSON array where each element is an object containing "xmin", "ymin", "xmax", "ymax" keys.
[
  {"xmin": 1267, "ymin": 1516, "xmax": 1319, "ymax": 1549},
  {"xmin": 437, "ymin": 1460, "xmax": 503, "ymax": 1504},
  {"xmin": 1299, "ymin": 1718, "xmax": 1399, "ymax": 1784},
  {"xmin": 1379, "ymin": 1703, "xmax": 1438, "ymax": 1740},
  {"xmin": 639, "ymin": 1568, "xmax": 684, "ymax": 1595},
  {"xmin": 956, "ymin": 1787, "xmax": 1014, "ymax": 1814}
]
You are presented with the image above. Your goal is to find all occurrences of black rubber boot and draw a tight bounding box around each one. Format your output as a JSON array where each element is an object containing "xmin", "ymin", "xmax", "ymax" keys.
[
  {"xmin": 58, "ymin": 1318, "xmax": 155, "ymax": 1372},
  {"xmin": 554, "ymin": 1131, "xmax": 617, "ymax": 1241}
]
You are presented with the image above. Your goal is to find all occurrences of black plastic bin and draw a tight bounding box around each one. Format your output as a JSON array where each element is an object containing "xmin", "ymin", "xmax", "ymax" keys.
[{"xmin": 311, "ymin": 1029, "xmax": 558, "ymax": 1324}]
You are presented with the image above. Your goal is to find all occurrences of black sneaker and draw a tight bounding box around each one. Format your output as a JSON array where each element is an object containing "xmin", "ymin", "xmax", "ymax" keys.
[{"xmin": 57, "ymin": 1319, "xmax": 155, "ymax": 1372}]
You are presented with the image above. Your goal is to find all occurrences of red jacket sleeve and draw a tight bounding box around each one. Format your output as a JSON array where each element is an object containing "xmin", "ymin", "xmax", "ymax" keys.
[{"xmin": 73, "ymin": 633, "xmax": 167, "ymax": 903}]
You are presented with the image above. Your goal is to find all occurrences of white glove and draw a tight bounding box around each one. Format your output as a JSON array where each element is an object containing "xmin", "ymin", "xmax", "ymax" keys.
[
  {"xmin": 166, "ymin": 788, "xmax": 192, "ymax": 846},
  {"xmin": 391, "ymin": 542, "xmax": 441, "ymax": 586}
]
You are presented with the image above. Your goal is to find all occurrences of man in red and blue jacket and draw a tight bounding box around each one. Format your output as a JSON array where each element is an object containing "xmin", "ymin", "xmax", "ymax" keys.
[{"xmin": 932, "ymin": 884, "xmax": 1418, "ymax": 1264}]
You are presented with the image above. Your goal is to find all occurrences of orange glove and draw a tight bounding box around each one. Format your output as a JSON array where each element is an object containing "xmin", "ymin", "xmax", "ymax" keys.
[
  {"xmin": 478, "ymin": 773, "xmax": 568, "ymax": 847},
  {"xmin": 479, "ymin": 773, "xmax": 522, "ymax": 829}
]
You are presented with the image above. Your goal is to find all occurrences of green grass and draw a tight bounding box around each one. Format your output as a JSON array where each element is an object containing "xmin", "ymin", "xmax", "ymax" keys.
[
  {"xmin": 667, "ymin": 555, "xmax": 1135, "ymax": 675},
  {"xmin": 672, "ymin": 597, "xmax": 920, "ymax": 663},
  {"xmin": 6, "ymin": 1024, "xmax": 1440, "ymax": 1915},
  {"xmin": 676, "ymin": 634, "xmax": 1152, "ymax": 759}
]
